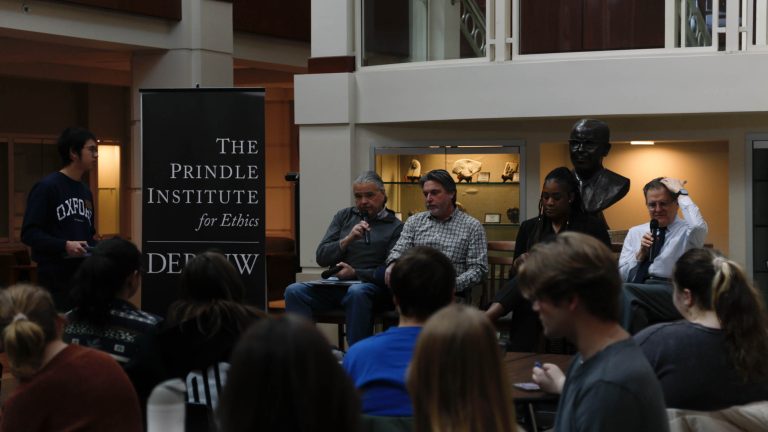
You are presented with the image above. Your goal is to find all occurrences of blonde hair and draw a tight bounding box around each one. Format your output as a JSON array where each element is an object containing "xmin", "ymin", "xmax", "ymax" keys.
[
  {"xmin": 0, "ymin": 284, "xmax": 59, "ymax": 379},
  {"xmin": 407, "ymin": 304, "xmax": 516, "ymax": 432}
]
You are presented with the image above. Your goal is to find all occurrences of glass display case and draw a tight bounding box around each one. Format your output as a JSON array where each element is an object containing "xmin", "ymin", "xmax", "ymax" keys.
[{"xmin": 374, "ymin": 143, "xmax": 524, "ymax": 241}]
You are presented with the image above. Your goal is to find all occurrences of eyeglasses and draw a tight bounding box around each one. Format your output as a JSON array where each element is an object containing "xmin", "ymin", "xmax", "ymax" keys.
[
  {"xmin": 83, "ymin": 146, "xmax": 98, "ymax": 155},
  {"xmin": 647, "ymin": 200, "xmax": 673, "ymax": 210},
  {"xmin": 568, "ymin": 139, "xmax": 604, "ymax": 152}
]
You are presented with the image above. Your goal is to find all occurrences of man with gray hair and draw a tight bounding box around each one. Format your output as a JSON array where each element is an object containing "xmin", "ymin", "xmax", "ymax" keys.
[{"xmin": 285, "ymin": 171, "xmax": 403, "ymax": 346}]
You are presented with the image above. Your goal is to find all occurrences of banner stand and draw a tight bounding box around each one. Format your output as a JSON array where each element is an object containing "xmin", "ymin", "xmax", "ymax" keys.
[{"xmin": 141, "ymin": 88, "xmax": 266, "ymax": 315}]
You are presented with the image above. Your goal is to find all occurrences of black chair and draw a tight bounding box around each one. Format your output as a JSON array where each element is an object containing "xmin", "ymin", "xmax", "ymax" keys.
[
  {"xmin": 481, "ymin": 240, "xmax": 516, "ymax": 310},
  {"xmin": 268, "ymin": 298, "xmax": 399, "ymax": 349}
]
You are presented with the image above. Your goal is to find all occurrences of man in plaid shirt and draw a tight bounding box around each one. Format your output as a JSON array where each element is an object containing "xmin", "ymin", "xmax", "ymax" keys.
[{"xmin": 386, "ymin": 169, "xmax": 488, "ymax": 303}]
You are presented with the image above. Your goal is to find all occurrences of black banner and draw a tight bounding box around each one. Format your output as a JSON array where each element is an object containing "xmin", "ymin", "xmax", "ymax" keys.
[{"xmin": 141, "ymin": 89, "xmax": 266, "ymax": 315}]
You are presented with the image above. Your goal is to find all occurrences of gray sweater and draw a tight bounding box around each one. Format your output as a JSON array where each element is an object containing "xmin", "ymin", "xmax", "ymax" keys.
[
  {"xmin": 315, "ymin": 207, "xmax": 403, "ymax": 283},
  {"xmin": 555, "ymin": 338, "xmax": 669, "ymax": 432}
]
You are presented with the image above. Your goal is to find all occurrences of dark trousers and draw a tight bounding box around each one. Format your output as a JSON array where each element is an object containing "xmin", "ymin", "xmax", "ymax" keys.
[
  {"xmin": 620, "ymin": 281, "xmax": 683, "ymax": 334},
  {"xmin": 284, "ymin": 281, "xmax": 394, "ymax": 346},
  {"xmin": 494, "ymin": 278, "xmax": 542, "ymax": 352}
]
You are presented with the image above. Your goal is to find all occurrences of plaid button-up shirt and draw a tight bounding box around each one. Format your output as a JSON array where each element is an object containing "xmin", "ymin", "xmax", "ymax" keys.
[{"xmin": 387, "ymin": 209, "xmax": 488, "ymax": 293}]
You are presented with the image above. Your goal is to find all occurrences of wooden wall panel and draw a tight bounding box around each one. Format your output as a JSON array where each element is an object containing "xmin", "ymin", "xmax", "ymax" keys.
[
  {"xmin": 630, "ymin": 0, "xmax": 665, "ymax": 48},
  {"xmin": 233, "ymin": 1, "xmax": 310, "ymax": 42},
  {"xmin": 583, "ymin": 0, "xmax": 664, "ymax": 50},
  {"xmin": 520, "ymin": 0, "xmax": 664, "ymax": 53},
  {"xmin": 49, "ymin": 0, "xmax": 181, "ymax": 20},
  {"xmin": 264, "ymin": 89, "xmax": 298, "ymax": 239},
  {"xmin": 52, "ymin": 0, "xmax": 312, "ymax": 40},
  {"xmin": 520, "ymin": 0, "xmax": 583, "ymax": 54},
  {"xmin": 308, "ymin": 57, "xmax": 355, "ymax": 74}
]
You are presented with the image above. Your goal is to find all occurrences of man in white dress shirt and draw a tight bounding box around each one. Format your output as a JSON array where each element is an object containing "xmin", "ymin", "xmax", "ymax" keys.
[{"xmin": 618, "ymin": 177, "xmax": 708, "ymax": 333}]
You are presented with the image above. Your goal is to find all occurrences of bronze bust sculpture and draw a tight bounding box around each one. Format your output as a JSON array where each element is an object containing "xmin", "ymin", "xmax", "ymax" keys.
[{"xmin": 569, "ymin": 119, "xmax": 630, "ymax": 227}]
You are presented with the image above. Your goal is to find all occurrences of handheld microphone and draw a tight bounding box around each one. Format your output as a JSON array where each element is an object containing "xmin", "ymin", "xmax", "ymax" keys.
[
  {"xmin": 648, "ymin": 219, "xmax": 659, "ymax": 263},
  {"xmin": 322, "ymin": 265, "xmax": 343, "ymax": 279},
  {"xmin": 361, "ymin": 211, "xmax": 370, "ymax": 245}
]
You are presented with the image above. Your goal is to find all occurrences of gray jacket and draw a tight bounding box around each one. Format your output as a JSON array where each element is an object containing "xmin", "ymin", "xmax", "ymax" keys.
[{"xmin": 316, "ymin": 207, "xmax": 403, "ymax": 283}]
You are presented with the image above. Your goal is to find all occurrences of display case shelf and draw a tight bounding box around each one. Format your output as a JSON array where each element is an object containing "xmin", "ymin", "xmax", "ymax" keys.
[
  {"xmin": 374, "ymin": 142, "xmax": 524, "ymax": 241},
  {"xmin": 384, "ymin": 181, "xmax": 520, "ymax": 186}
]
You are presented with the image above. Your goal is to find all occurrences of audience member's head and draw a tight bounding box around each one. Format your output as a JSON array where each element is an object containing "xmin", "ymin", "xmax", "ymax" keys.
[
  {"xmin": 218, "ymin": 316, "xmax": 360, "ymax": 432},
  {"xmin": 518, "ymin": 232, "xmax": 621, "ymax": 338},
  {"xmin": 674, "ymin": 248, "xmax": 768, "ymax": 381},
  {"xmin": 69, "ymin": 237, "xmax": 142, "ymax": 325},
  {"xmin": 179, "ymin": 251, "xmax": 244, "ymax": 303},
  {"xmin": 57, "ymin": 126, "xmax": 97, "ymax": 167},
  {"xmin": 167, "ymin": 251, "xmax": 262, "ymax": 334},
  {"xmin": 390, "ymin": 246, "xmax": 455, "ymax": 321},
  {"xmin": 0, "ymin": 284, "xmax": 60, "ymax": 378},
  {"xmin": 408, "ymin": 304, "xmax": 516, "ymax": 432}
]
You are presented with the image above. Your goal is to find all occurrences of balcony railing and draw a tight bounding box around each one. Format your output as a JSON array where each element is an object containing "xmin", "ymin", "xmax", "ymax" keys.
[
  {"xmin": 460, "ymin": 0, "xmax": 487, "ymax": 57},
  {"xmin": 359, "ymin": 0, "xmax": 768, "ymax": 67}
]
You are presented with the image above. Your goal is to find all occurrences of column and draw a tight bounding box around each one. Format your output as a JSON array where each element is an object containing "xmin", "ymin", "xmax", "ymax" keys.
[{"xmin": 128, "ymin": 0, "xmax": 234, "ymax": 244}]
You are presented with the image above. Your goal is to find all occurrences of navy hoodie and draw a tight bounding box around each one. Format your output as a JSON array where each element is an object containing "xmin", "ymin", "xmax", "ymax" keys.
[{"xmin": 21, "ymin": 171, "xmax": 96, "ymax": 266}]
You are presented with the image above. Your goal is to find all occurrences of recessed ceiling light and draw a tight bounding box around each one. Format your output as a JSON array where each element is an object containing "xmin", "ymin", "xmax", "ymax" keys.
[{"xmin": 630, "ymin": 140, "xmax": 655, "ymax": 145}]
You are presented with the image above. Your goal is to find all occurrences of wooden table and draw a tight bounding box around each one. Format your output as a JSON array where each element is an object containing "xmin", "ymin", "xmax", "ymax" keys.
[
  {"xmin": 504, "ymin": 351, "xmax": 537, "ymax": 362},
  {"xmin": 505, "ymin": 352, "xmax": 573, "ymax": 432},
  {"xmin": 505, "ymin": 352, "xmax": 572, "ymax": 400}
]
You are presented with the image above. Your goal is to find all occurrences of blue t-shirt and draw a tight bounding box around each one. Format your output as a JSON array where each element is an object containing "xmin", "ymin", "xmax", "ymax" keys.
[{"xmin": 342, "ymin": 326, "xmax": 421, "ymax": 416}]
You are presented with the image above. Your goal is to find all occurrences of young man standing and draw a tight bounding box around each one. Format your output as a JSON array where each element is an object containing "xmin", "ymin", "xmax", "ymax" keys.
[
  {"xmin": 343, "ymin": 246, "xmax": 455, "ymax": 416},
  {"xmin": 22, "ymin": 127, "xmax": 98, "ymax": 310},
  {"xmin": 519, "ymin": 232, "xmax": 669, "ymax": 432}
]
